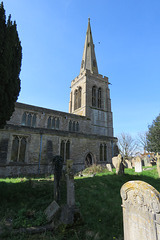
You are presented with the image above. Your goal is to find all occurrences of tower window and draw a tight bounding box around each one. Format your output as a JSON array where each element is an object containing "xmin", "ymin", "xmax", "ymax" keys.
[
  {"xmin": 98, "ymin": 88, "xmax": 102, "ymax": 108},
  {"xmin": 74, "ymin": 90, "xmax": 78, "ymax": 110},
  {"xmin": 92, "ymin": 86, "xmax": 97, "ymax": 107},
  {"xmin": 74, "ymin": 87, "xmax": 82, "ymax": 110}
]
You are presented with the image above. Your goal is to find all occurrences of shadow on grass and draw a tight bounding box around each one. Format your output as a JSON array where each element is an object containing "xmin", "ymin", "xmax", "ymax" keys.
[{"xmin": 0, "ymin": 168, "xmax": 160, "ymax": 240}]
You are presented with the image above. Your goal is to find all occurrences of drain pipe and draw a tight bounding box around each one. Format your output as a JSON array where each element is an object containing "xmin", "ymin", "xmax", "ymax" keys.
[{"xmin": 38, "ymin": 133, "xmax": 43, "ymax": 174}]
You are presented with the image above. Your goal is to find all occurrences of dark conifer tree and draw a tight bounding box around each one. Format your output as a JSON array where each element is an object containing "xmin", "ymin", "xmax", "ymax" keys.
[
  {"xmin": 0, "ymin": 2, "xmax": 22, "ymax": 128},
  {"xmin": 146, "ymin": 114, "xmax": 160, "ymax": 152}
]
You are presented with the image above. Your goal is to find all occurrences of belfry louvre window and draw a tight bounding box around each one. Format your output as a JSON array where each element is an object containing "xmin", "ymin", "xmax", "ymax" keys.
[
  {"xmin": 11, "ymin": 136, "xmax": 27, "ymax": 162},
  {"xmin": 47, "ymin": 116, "xmax": 60, "ymax": 129},
  {"xmin": 74, "ymin": 87, "xmax": 82, "ymax": 110},
  {"xmin": 22, "ymin": 112, "xmax": 37, "ymax": 127},
  {"xmin": 98, "ymin": 88, "xmax": 102, "ymax": 108},
  {"xmin": 92, "ymin": 86, "xmax": 96, "ymax": 107}
]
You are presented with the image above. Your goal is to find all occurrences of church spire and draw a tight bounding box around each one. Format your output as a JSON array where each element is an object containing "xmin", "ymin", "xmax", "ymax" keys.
[{"xmin": 80, "ymin": 18, "xmax": 98, "ymax": 74}]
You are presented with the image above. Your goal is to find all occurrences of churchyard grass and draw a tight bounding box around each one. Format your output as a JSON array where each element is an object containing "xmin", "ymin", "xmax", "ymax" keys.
[{"xmin": 0, "ymin": 165, "xmax": 160, "ymax": 240}]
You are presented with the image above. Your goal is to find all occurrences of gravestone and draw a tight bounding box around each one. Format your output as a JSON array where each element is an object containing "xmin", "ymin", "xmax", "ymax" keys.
[
  {"xmin": 143, "ymin": 156, "xmax": 152, "ymax": 167},
  {"xmin": 52, "ymin": 155, "xmax": 63, "ymax": 202},
  {"xmin": 156, "ymin": 153, "xmax": 160, "ymax": 177},
  {"xmin": 124, "ymin": 159, "xmax": 132, "ymax": 169},
  {"xmin": 135, "ymin": 156, "xmax": 142, "ymax": 173},
  {"xmin": 60, "ymin": 159, "xmax": 75, "ymax": 224},
  {"xmin": 106, "ymin": 163, "xmax": 112, "ymax": 172},
  {"xmin": 112, "ymin": 156, "xmax": 118, "ymax": 168},
  {"xmin": 121, "ymin": 180, "xmax": 160, "ymax": 240},
  {"xmin": 66, "ymin": 159, "xmax": 75, "ymax": 207},
  {"xmin": 116, "ymin": 154, "xmax": 124, "ymax": 175},
  {"xmin": 44, "ymin": 200, "xmax": 60, "ymax": 222}
]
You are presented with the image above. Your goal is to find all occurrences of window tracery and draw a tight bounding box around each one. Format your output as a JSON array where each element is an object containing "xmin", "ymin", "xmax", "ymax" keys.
[{"xmin": 21, "ymin": 112, "xmax": 37, "ymax": 127}]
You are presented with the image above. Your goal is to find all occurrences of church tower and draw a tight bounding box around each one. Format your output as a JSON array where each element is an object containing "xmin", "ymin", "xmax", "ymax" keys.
[{"xmin": 69, "ymin": 19, "xmax": 113, "ymax": 137}]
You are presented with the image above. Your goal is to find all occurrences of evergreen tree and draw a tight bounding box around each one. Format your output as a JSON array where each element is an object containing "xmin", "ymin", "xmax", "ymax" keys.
[
  {"xmin": 146, "ymin": 114, "xmax": 160, "ymax": 152},
  {"xmin": 0, "ymin": 2, "xmax": 22, "ymax": 128}
]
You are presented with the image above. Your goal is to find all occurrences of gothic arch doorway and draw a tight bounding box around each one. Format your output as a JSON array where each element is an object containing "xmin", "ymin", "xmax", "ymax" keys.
[{"xmin": 85, "ymin": 153, "xmax": 93, "ymax": 167}]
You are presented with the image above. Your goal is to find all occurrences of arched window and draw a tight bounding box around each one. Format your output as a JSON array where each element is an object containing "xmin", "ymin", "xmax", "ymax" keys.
[
  {"xmin": 92, "ymin": 86, "xmax": 96, "ymax": 107},
  {"xmin": 76, "ymin": 122, "xmax": 79, "ymax": 132},
  {"xmin": 27, "ymin": 113, "xmax": 32, "ymax": 126},
  {"xmin": 98, "ymin": 88, "xmax": 102, "ymax": 108},
  {"xmin": 22, "ymin": 112, "xmax": 26, "ymax": 126},
  {"xmin": 52, "ymin": 117, "xmax": 55, "ymax": 129},
  {"xmin": 104, "ymin": 144, "xmax": 107, "ymax": 161},
  {"xmin": 60, "ymin": 140, "xmax": 65, "ymax": 161},
  {"xmin": 73, "ymin": 121, "xmax": 75, "ymax": 132},
  {"xmin": 19, "ymin": 137, "xmax": 27, "ymax": 162},
  {"xmin": 56, "ymin": 118, "xmax": 59, "ymax": 129},
  {"xmin": 32, "ymin": 114, "xmax": 36, "ymax": 127},
  {"xmin": 100, "ymin": 144, "xmax": 103, "ymax": 161},
  {"xmin": 66, "ymin": 140, "xmax": 70, "ymax": 160},
  {"xmin": 69, "ymin": 120, "xmax": 72, "ymax": 131},
  {"xmin": 47, "ymin": 117, "xmax": 52, "ymax": 129},
  {"xmin": 11, "ymin": 136, "xmax": 27, "ymax": 162},
  {"xmin": 11, "ymin": 137, "xmax": 19, "ymax": 162},
  {"xmin": 74, "ymin": 90, "xmax": 78, "ymax": 110},
  {"xmin": 78, "ymin": 87, "xmax": 82, "ymax": 108}
]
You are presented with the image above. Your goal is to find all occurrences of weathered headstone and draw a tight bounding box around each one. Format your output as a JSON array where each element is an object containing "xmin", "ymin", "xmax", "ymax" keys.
[
  {"xmin": 135, "ymin": 156, "xmax": 142, "ymax": 173},
  {"xmin": 143, "ymin": 156, "xmax": 152, "ymax": 167},
  {"xmin": 156, "ymin": 153, "xmax": 160, "ymax": 177},
  {"xmin": 121, "ymin": 180, "xmax": 160, "ymax": 240},
  {"xmin": 124, "ymin": 159, "xmax": 132, "ymax": 169},
  {"xmin": 112, "ymin": 156, "xmax": 118, "ymax": 168},
  {"xmin": 106, "ymin": 163, "xmax": 112, "ymax": 172},
  {"xmin": 44, "ymin": 200, "xmax": 60, "ymax": 222},
  {"xmin": 116, "ymin": 154, "xmax": 124, "ymax": 175}
]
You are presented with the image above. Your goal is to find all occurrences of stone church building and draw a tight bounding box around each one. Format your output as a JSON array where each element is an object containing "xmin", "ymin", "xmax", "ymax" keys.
[{"xmin": 0, "ymin": 19, "xmax": 117, "ymax": 177}]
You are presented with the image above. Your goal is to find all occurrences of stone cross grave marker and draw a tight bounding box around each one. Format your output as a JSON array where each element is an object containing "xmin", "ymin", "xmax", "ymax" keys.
[
  {"xmin": 66, "ymin": 159, "xmax": 75, "ymax": 207},
  {"xmin": 156, "ymin": 153, "xmax": 160, "ymax": 177},
  {"xmin": 60, "ymin": 159, "xmax": 75, "ymax": 225},
  {"xmin": 135, "ymin": 156, "xmax": 142, "ymax": 173}
]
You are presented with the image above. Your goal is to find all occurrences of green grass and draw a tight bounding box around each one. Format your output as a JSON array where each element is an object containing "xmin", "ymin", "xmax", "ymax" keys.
[{"xmin": 0, "ymin": 166, "xmax": 160, "ymax": 240}]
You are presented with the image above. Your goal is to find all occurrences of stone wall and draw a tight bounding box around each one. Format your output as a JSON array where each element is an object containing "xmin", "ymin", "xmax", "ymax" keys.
[{"xmin": 0, "ymin": 124, "xmax": 116, "ymax": 177}]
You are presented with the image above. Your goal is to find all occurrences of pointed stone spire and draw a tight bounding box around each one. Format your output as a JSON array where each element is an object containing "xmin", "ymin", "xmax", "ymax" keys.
[{"xmin": 80, "ymin": 18, "xmax": 98, "ymax": 74}]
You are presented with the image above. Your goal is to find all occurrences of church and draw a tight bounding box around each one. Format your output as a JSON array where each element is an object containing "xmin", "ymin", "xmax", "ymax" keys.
[{"xmin": 0, "ymin": 19, "xmax": 117, "ymax": 177}]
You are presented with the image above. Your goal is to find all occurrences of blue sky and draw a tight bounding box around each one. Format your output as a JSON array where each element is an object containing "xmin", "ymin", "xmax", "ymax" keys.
[{"xmin": 2, "ymin": 0, "xmax": 160, "ymax": 137}]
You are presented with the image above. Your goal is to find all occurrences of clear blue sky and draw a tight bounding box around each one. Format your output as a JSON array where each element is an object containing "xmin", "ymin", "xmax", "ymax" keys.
[{"xmin": 2, "ymin": 0, "xmax": 160, "ymax": 137}]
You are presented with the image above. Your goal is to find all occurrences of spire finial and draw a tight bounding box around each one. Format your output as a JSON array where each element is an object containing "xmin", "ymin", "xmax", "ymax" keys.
[{"xmin": 88, "ymin": 17, "xmax": 90, "ymax": 23}]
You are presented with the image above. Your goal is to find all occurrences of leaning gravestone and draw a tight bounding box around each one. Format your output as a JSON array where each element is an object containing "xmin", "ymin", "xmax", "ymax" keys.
[
  {"xmin": 135, "ymin": 156, "xmax": 142, "ymax": 173},
  {"xmin": 121, "ymin": 180, "xmax": 160, "ymax": 240},
  {"xmin": 116, "ymin": 154, "xmax": 124, "ymax": 175}
]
